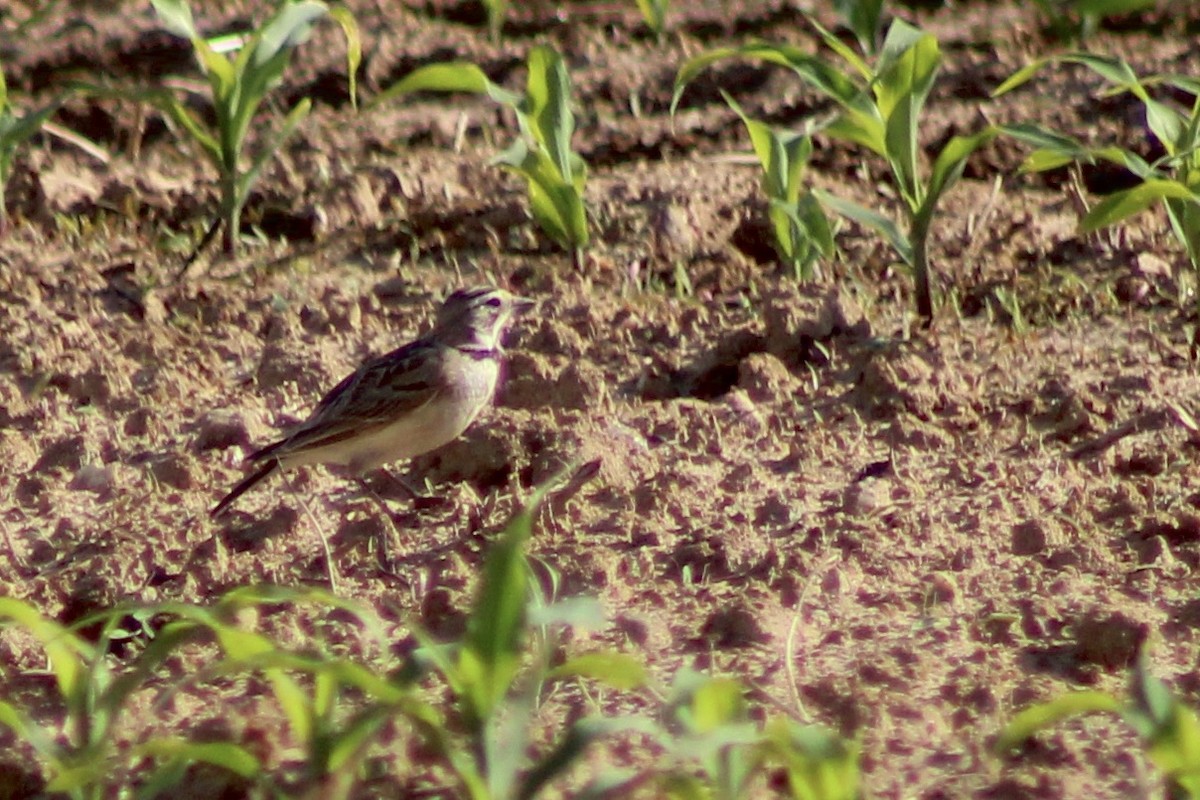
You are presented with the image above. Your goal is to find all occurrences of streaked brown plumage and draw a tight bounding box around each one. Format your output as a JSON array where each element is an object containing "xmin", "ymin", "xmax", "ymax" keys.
[{"xmin": 211, "ymin": 287, "xmax": 533, "ymax": 516}]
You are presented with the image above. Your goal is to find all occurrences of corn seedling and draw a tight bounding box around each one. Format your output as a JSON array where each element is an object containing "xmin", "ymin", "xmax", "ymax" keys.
[
  {"xmin": 393, "ymin": 490, "xmax": 648, "ymax": 799},
  {"xmin": 145, "ymin": 585, "xmax": 393, "ymax": 794},
  {"xmin": 143, "ymin": 0, "xmax": 359, "ymax": 257},
  {"xmin": 996, "ymin": 653, "xmax": 1200, "ymax": 797},
  {"xmin": 376, "ymin": 46, "xmax": 590, "ymax": 269},
  {"xmin": 996, "ymin": 54, "xmax": 1200, "ymax": 307},
  {"xmin": 673, "ymin": 18, "xmax": 999, "ymax": 323},
  {"xmin": 0, "ymin": 68, "xmax": 65, "ymax": 232},
  {"xmin": 722, "ymin": 91, "xmax": 836, "ymax": 280},
  {"xmin": 634, "ymin": 0, "xmax": 670, "ymax": 43},
  {"xmin": 0, "ymin": 600, "xmax": 196, "ymax": 798},
  {"xmin": 647, "ymin": 670, "xmax": 859, "ymax": 800}
]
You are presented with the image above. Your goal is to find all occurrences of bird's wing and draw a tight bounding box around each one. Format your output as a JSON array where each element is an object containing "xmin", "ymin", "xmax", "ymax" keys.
[{"xmin": 251, "ymin": 340, "xmax": 445, "ymax": 460}]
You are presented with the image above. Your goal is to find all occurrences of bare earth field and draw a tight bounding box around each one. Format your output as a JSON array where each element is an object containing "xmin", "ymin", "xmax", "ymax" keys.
[{"xmin": 4, "ymin": 0, "xmax": 1200, "ymax": 796}]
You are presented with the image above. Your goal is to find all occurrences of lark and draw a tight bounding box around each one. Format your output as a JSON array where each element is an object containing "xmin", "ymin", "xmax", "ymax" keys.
[{"xmin": 211, "ymin": 287, "xmax": 534, "ymax": 516}]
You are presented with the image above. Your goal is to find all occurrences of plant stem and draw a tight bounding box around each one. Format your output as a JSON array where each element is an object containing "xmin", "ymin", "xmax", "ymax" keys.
[
  {"xmin": 911, "ymin": 215, "xmax": 933, "ymax": 323},
  {"xmin": 220, "ymin": 171, "xmax": 239, "ymax": 255}
]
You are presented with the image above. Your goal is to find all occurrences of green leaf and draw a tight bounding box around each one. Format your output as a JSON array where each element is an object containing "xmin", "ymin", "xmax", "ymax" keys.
[
  {"xmin": 999, "ymin": 123, "xmax": 1101, "ymax": 173},
  {"xmin": 520, "ymin": 717, "xmax": 659, "ymax": 800},
  {"xmin": 824, "ymin": 99, "xmax": 887, "ymax": 156},
  {"xmin": 833, "ymin": 0, "xmax": 883, "ymax": 55},
  {"xmin": 139, "ymin": 738, "xmax": 261, "ymax": 778},
  {"xmin": 762, "ymin": 719, "xmax": 860, "ymax": 800},
  {"xmin": 458, "ymin": 502, "xmax": 535, "ymax": 723},
  {"xmin": 815, "ymin": 188, "xmax": 913, "ymax": 264},
  {"xmin": 1143, "ymin": 96, "xmax": 1185, "ymax": 157},
  {"xmin": 0, "ymin": 96, "xmax": 64, "ymax": 148},
  {"xmin": 690, "ymin": 677, "xmax": 746, "ymax": 732},
  {"xmin": 154, "ymin": 92, "xmax": 221, "ymax": 165},
  {"xmin": 806, "ymin": 15, "xmax": 871, "ymax": 82},
  {"xmin": 922, "ymin": 127, "xmax": 999, "ymax": 221},
  {"xmin": 239, "ymin": 97, "xmax": 311, "ymax": 208},
  {"xmin": 0, "ymin": 700, "xmax": 62, "ymax": 766},
  {"xmin": 549, "ymin": 652, "xmax": 649, "ymax": 690},
  {"xmin": 266, "ymin": 669, "xmax": 313, "ymax": 746},
  {"xmin": 721, "ymin": 91, "xmax": 789, "ymax": 198},
  {"xmin": 1021, "ymin": 149, "xmax": 1076, "ymax": 173},
  {"xmin": 495, "ymin": 138, "xmax": 588, "ymax": 249},
  {"xmin": 1091, "ymin": 145, "xmax": 1153, "ymax": 177},
  {"xmin": 1062, "ymin": 52, "xmax": 1141, "ymax": 89},
  {"xmin": 992, "ymin": 58, "xmax": 1053, "ymax": 97},
  {"xmin": 328, "ymin": 5, "xmax": 361, "ymax": 110},
  {"xmin": 796, "ymin": 191, "xmax": 836, "ymax": 257},
  {"xmin": 326, "ymin": 704, "xmax": 392, "ymax": 774},
  {"xmin": 671, "ymin": 46, "xmax": 740, "ymax": 116},
  {"xmin": 671, "ymin": 42, "xmax": 860, "ymax": 118},
  {"xmin": 1080, "ymin": 178, "xmax": 1198, "ymax": 233},
  {"xmin": 253, "ymin": 1, "xmax": 327, "ymax": 67},
  {"xmin": 994, "ymin": 690, "xmax": 1124, "ymax": 754},
  {"xmin": 374, "ymin": 61, "xmax": 519, "ymax": 107},
  {"xmin": 524, "ymin": 46, "xmax": 575, "ymax": 182},
  {"xmin": 874, "ymin": 22, "xmax": 940, "ymax": 119},
  {"xmin": 0, "ymin": 598, "xmax": 91, "ymax": 703},
  {"xmin": 190, "ymin": 34, "xmax": 238, "ymax": 98},
  {"xmin": 634, "ymin": 0, "xmax": 667, "ymax": 34},
  {"xmin": 150, "ymin": 0, "xmax": 197, "ymax": 39}
]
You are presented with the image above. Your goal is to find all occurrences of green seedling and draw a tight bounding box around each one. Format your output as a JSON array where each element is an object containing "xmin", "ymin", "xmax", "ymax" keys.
[
  {"xmin": 634, "ymin": 0, "xmax": 670, "ymax": 42},
  {"xmin": 375, "ymin": 46, "xmax": 589, "ymax": 269},
  {"xmin": 648, "ymin": 670, "xmax": 859, "ymax": 800},
  {"xmin": 722, "ymin": 91, "xmax": 836, "ymax": 280},
  {"xmin": 673, "ymin": 18, "xmax": 999, "ymax": 323},
  {"xmin": 144, "ymin": 0, "xmax": 360, "ymax": 256},
  {"xmin": 144, "ymin": 585, "xmax": 392, "ymax": 795},
  {"xmin": 996, "ymin": 54, "xmax": 1200, "ymax": 305},
  {"xmin": 0, "ymin": 600, "xmax": 203, "ymax": 798},
  {"xmin": 0, "ymin": 68, "xmax": 65, "ymax": 232},
  {"xmin": 996, "ymin": 653, "xmax": 1200, "ymax": 797},
  {"xmin": 394, "ymin": 489, "xmax": 648, "ymax": 799},
  {"xmin": 1031, "ymin": 0, "xmax": 1156, "ymax": 43}
]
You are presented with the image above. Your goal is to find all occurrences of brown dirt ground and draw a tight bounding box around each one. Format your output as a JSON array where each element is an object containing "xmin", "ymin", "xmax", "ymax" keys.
[{"xmin": 4, "ymin": 0, "xmax": 1200, "ymax": 797}]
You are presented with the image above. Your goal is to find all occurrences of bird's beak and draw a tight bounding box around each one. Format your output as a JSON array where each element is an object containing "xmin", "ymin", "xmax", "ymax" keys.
[{"xmin": 513, "ymin": 295, "xmax": 536, "ymax": 314}]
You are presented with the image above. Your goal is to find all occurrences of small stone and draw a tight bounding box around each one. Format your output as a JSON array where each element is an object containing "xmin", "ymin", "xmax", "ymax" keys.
[
  {"xmin": 149, "ymin": 453, "xmax": 194, "ymax": 491},
  {"xmin": 69, "ymin": 463, "xmax": 113, "ymax": 494},
  {"xmin": 194, "ymin": 410, "xmax": 250, "ymax": 452},
  {"xmin": 34, "ymin": 435, "xmax": 85, "ymax": 473},
  {"xmin": 1074, "ymin": 612, "xmax": 1146, "ymax": 671},
  {"xmin": 652, "ymin": 202, "xmax": 699, "ymax": 262},
  {"xmin": 1133, "ymin": 252, "xmax": 1171, "ymax": 278},
  {"xmin": 124, "ymin": 407, "xmax": 152, "ymax": 437},
  {"xmin": 737, "ymin": 352, "xmax": 797, "ymax": 404},
  {"xmin": 842, "ymin": 480, "xmax": 889, "ymax": 515},
  {"xmin": 1011, "ymin": 520, "xmax": 1047, "ymax": 555}
]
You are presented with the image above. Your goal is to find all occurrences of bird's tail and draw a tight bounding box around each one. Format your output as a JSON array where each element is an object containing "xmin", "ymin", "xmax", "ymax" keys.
[{"xmin": 211, "ymin": 461, "xmax": 278, "ymax": 517}]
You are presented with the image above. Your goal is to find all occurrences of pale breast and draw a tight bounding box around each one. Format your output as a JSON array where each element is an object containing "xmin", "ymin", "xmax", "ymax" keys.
[{"xmin": 279, "ymin": 349, "xmax": 500, "ymax": 474}]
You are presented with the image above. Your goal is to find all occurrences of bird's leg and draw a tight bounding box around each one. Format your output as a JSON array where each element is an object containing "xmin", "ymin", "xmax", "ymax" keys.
[
  {"xmin": 355, "ymin": 475, "xmax": 408, "ymax": 576},
  {"xmin": 373, "ymin": 467, "xmax": 426, "ymax": 501},
  {"xmin": 280, "ymin": 468, "xmax": 340, "ymax": 593}
]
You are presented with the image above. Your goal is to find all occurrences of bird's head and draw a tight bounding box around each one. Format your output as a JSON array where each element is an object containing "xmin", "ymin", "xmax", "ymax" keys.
[{"xmin": 435, "ymin": 286, "xmax": 535, "ymax": 351}]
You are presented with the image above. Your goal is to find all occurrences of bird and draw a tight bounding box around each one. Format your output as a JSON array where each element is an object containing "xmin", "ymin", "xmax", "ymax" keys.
[{"xmin": 211, "ymin": 286, "xmax": 534, "ymax": 517}]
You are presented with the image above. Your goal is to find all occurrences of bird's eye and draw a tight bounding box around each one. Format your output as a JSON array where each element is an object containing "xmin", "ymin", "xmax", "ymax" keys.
[{"xmin": 485, "ymin": 297, "xmax": 503, "ymax": 308}]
